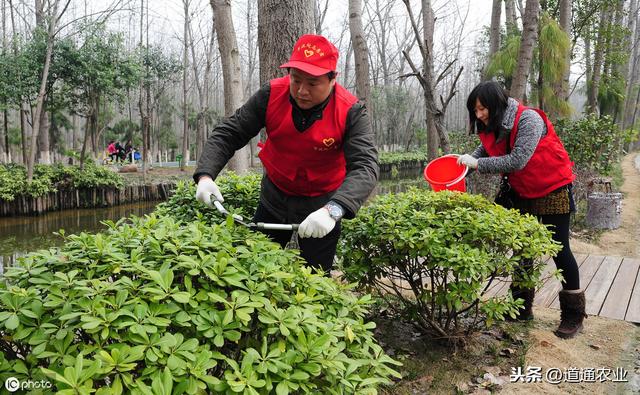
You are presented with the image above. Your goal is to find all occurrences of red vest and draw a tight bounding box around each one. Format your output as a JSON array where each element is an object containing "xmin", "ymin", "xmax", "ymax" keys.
[
  {"xmin": 258, "ymin": 75, "xmax": 357, "ymax": 196},
  {"xmin": 478, "ymin": 103, "xmax": 575, "ymax": 199}
]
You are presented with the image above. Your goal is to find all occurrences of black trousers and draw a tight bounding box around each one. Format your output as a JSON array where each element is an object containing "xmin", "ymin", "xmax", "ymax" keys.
[
  {"xmin": 539, "ymin": 213, "xmax": 580, "ymax": 290},
  {"xmin": 253, "ymin": 202, "xmax": 340, "ymax": 273},
  {"xmin": 514, "ymin": 213, "xmax": 580, "ymax": 290}
]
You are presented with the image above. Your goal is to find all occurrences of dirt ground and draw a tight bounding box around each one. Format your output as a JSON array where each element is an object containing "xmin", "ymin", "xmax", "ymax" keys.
[
  {"xmin": 501, "ymin": 152, "xmax": 640, "ymax": 395},
  {"xmin": 570, "ymin": 152, "xmax": 640, "ymax": 258}
]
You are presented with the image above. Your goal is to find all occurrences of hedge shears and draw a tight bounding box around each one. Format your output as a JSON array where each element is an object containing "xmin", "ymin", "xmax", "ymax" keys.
[{"xmin": 210, "ymin": 194, "xmax": 299, "ymax": 231}]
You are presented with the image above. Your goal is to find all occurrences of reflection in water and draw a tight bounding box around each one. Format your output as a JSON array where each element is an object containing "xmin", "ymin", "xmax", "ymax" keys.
[
  {"xmin": 0, "ymin": 173, "xmax": 432, "ymax": 269},
  {"xmin": 0, "ymin": 201, "xmax": 159, "ymax": 267}
]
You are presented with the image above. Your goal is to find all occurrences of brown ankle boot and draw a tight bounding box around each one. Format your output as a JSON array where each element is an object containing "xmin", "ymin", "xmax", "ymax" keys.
[
  {"xmin": 555, "ymin": 289, "xmax": 587, "ymax": 339},
  {"xmin": 507, "ymin": 286, "xmax": 535, "ymax": 321}
]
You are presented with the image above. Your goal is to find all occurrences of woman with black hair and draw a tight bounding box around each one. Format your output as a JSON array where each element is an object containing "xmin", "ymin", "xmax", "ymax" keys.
[{"xmin": 457, "ymin": 80, "xmax": 585, "ymax": 339}]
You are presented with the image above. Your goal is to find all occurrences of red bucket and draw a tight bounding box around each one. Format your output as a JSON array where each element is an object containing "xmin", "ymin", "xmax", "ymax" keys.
[{"xmin": 423, "ymin": 154, "xmax": 468, "ymax": 192}]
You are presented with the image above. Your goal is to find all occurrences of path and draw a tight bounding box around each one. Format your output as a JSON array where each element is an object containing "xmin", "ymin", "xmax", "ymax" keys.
[{"xmin": 571, "ymin": 152, "xmax": 640, "ymax": 258}]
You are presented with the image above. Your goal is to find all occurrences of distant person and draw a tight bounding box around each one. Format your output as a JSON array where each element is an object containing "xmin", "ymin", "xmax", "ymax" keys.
[
  {"xmin": 107, "ymin": 140, "xmax": 117, "ymax": 162},
  {"xmin": 193, "ymin": 34, "xmax": 378, "ymax": 272},
  {"xmin": 457, "ymin": 81, "xmax": 584, "ymax": 339},
  {"xmin": 114, "ymin": 141, "xmax": 125, "ymax": 162},
  {"xmin": 125, "ymin": 140, "xmax": 133, "ymax": 162}
]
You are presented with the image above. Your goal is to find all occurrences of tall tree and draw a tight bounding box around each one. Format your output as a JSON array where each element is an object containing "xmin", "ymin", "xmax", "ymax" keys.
[
  {"xmin": 486, "ymin": 0, "xmax": 502, "ymax": 79},
  {"xmin": 510, "ymin": 0, "xmax": 540, "ymax": 101},
  {"xmin": 623, "ymin": 0, "xmax": 639, "ymax": 129},
  {"xmin": 1, "ymin": 0, "xmax": 8, "ymax": 162},
  {"xmin": 348, "ymin": 0, "xmax": 371, "ymax": 106},
  {"xmin": 180, "ymin": 0, "xmax": 190, "ymax": 171},
  {"xmin": 211, "ymin": 0, "xmax": 249, "ymax": 173},
  {"xmin": 26, "ymin": 0, "xmax": 65, "ymax": 182},
  {"xmin": 402, "ymin": 0, "xmax": 462, "ymax": 160},
  {"xmin": 586, "ymin": 5, "xmax": 609, "ymax": 114},
  {"xmin": 34, "ymin": 0, "xmax": 50, "ymax": 165},
  {"xmin": 505, "ymin": 0, "xmax": 518, "ymax": 35},
  {"xmin": 314, "ymin": 0, "xmax": 329, "ymax": 35},
  {"xmin": 138, "ymin": 0, "xmax": 151, "ymax": 176},
  {"xmin": 551, "ymin": 0, "xmax": 571, "ymax": 116},
  {"xmin": 257, "ymin": 0, "xmax": 313, "ymax": 84},
  {"xmin": 8, "ymin": 0, "xmax": 28, "ymax": 164}
]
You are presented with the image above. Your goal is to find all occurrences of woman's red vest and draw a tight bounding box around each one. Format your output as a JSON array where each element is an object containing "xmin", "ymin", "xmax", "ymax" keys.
[
  {"xmin": 478, "ymin": 103, "xmax": 575, "ymax": 199},
  {"xmin": 258, "ymin": 75, "xmax": 357, "ymax": 196}
]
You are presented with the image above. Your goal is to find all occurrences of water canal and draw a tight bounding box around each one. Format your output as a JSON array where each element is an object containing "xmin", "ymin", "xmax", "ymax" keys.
[{"xmin": 0, "ymin": 172, "xmax": 429, "ymax": 269}]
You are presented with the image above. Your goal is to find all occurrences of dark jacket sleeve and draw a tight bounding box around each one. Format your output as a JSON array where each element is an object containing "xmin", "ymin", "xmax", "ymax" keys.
[
  {"xmin": 331, "ymin": 102, "xmax": 379, "ymax": 219},
  {"xmin": 193, "ymin": 84, "xmax": 270, "ymax": 182}
]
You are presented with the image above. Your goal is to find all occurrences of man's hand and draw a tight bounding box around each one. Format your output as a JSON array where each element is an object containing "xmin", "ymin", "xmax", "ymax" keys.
[
  {"xmin": 457, "ymin": 154, "xmax": 478, "ymax": 169},
  {"xmin": 195, "ymin": 177, "xmax": 223, "ymax": 207},
  {"xmin": 298, "ymin": 207, "xmax": 336, "ymax": 238}
]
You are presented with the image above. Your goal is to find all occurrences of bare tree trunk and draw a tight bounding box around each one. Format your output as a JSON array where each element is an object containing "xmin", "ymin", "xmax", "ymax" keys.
[
  {"xmin": 211, "ymin": 0, "xmax": 250, "ymax": 173},
  {"xmin": 243, "ymin": 0, "xmax": 257, "ymax": 98},
  {"xmin": 349, "ymin": 0, "xmax": 371, "ymax": 107},
  {"xmin": 181, "ymin": 0, "xmax": 190, "ymax": 172},
  {"xmin": 243, "ymin": 0, "xmax": 259, "ymax": 166},
  {"xmin": 138, "ymin": 0, "xmax": 148, "ymax": 176},
  {"xmin": 257, "ymin": 0, "xmax": 314, "ymax": 85},
  {"xmin": 401, "ymin": 0, "xmax": 454, "ymax": 160},
  {"xmin": 187, "ymin": 22, "xmax": 206, "ymax": 161},
  {"xmin": 505, "ymin": 0, "xmax": 518, "ymax": 35},
  {"xmin": 485, "ymin": 0, "xmax": 502, "ymax": 79},
  {"xmin": 26, "ymin": 0, "xmax": 60, "ymax": 182},
  {"xmin": 585, "ymin": 34, "xmax": 592, "ymax": 88},
  {"xmin": 314, "ymin": 0, "xmax": 329, "ymax": 34},
  {"xmin": 422, "ymin": 0, "xmax": 439, "ymax": 159},
  {"xmin": 623, "ymin": 0, "xmax": 640, "ymax": 129},
  {"xmin": 587, "ymin": 6, "xmax": 609, "ymax": 114},
  {"xmin": 510, "ymin": 0, "xmax": 540, "ymax": 101},
  {"xmin": 8, "ymin": 0, "xmax": 28, "ymax": 164},
  {"xmin": 342, "ymin": 39, "xmax": 353, "ymax": 89},
  {"xmin": 550, "ymin": 0, "xmax": 571, "ymax": 116},
  {"xmin": 1, "ymin": 0, "xmax": 7, "ymax": 163},
  {"xmin": 37, "ymin": 108, "xmax": 50, "ymax": 163}
]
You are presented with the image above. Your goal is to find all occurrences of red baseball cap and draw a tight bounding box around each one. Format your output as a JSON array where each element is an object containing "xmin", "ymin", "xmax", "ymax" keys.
[{"xmin": 279, "ymin": 34, "xmax": 339, "ymax": 76}]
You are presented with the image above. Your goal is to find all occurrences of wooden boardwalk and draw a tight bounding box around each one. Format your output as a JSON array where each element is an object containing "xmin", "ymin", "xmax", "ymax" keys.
[{"xmin": 484, "ymin": 254, "xmax": 640, "ymax": 323}]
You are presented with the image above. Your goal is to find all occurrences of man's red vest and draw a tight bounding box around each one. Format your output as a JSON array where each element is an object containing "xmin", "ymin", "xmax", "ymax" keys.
[
  {"xmin": 258, "ymin": 75, "xmax": 358, "ymax": 196},
  {"xmin": 478, "ymin": 103, "xmax": 575, "ymax": 199}
]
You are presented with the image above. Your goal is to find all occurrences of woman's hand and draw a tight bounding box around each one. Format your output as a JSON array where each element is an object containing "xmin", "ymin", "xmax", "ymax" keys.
[{"xmin": 457, "ymin": 154, "xmax": 478, "ymax": 169}]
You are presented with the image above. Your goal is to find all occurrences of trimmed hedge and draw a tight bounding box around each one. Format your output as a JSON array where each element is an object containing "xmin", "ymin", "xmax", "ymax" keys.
[
  {"xmin": 0, "ymin": 214, "xmax": 400, "ymax": 394},
  {"xmin": 337, "ymin": 189, "xmax": 561, "ymax": 339},
  {"xmin": 0, "ymin": 163, "xmax": 124, "ymax": 201}
]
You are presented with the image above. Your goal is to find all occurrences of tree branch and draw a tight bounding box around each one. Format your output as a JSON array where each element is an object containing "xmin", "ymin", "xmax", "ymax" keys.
[
  {"xmin": 401, "ymin": 0, "xmax": 428, "ymax": 63},
  {"xmin": 440, "ymin": 66, "xmax": 464, "ymax": 112},
  {"xmin": 401, "ymin": 49, "xmax": 427, "ymax": 90},
  {"xmin": 435, "ymin": 59, "xmax": 456, "ymax": 86}
]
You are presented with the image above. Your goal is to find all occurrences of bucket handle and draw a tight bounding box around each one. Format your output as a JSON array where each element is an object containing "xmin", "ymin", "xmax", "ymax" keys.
[{"xmin": 440, "ymin": 154, "xmax": 469, "ymax": 187}]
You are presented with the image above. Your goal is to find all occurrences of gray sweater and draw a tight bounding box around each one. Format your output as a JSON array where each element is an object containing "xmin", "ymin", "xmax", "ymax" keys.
[{"xmin": 472, "ymin": 98, "xmax": 546, "ymax": 174}]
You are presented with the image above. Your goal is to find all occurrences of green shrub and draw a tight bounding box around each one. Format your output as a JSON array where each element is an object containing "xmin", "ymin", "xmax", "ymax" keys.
[
  {"xmin": 154, "ymin": 172, "xmax": 262, "ymax": 224},
  {"xmin": 337, "ymin": 189, "xmax": 561, "ymax": 340},
  {"xmin": 554, "ymin": 114, "xmax": 633, "ymax": 175},
  {"xmin": 0, "ymin": 162, "xmax": 124, "ymax": 201},
  {"xmin": 378, "ymin": 150, "xmax": 426, "ymax": 166},
  {"xmin": 0, "ymin": 214, "xmax": 400, "ymax": 394}
]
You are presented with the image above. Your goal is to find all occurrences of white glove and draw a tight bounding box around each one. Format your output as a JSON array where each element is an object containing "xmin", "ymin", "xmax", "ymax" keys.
[
  {"xmin": 298, "ymin": 207, "xmax": 336, "ymax": 238},
  {"xmin": 457, "ymin": 154, "xmax": 478, "ymax": 169},
  {"xmin": 195, "ymin": 177, "xmax": 223, "ymax": 206}
]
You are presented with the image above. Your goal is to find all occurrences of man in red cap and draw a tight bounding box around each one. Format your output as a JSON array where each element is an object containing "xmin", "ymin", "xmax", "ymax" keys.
[{"xmin": 193, "ymin": 34, "xmax": 378, "ymax": 272}]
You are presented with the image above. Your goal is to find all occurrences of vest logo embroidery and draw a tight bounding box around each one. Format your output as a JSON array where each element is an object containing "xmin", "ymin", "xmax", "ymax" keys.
[{"xmin": 322, "ymin": 138, "xmax": 335, "ymax": 147}]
